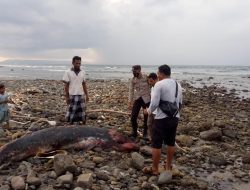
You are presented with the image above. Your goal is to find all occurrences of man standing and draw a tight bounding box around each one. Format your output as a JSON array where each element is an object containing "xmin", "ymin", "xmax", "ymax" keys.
[
  {"xmin": 129, "ymin": 65, "xmax": 151, "ymax": 138},
  {"xmin": 63, "ymin": 56, "xmax": 89, "ymax": 125},
  {"xmin": 143, "ymin": 65, "xmax": 182, "ymax": 175}
]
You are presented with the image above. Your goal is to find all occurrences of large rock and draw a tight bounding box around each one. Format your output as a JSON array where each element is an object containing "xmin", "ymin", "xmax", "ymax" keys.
[
  {"xmin": 11, "ymin": 176, "xmax": 26, "ymax": 190},
  {"xmin": 53, "ymin": 154, "xmax": 77, "ymax": 176},
  {"xmin": 200, "ymin": 129, "xmax": 222, "ymax": 141},
  {"xmin": 77, "ymin": 173, "xmax": 93, "ymax": 188},
  {"xmin": 131, "ymin": 152, "xmax": 145, "ymax": 170},
  {"xmin": 157, "ymin": 171, "xmax": 172, "ymax": 185}
]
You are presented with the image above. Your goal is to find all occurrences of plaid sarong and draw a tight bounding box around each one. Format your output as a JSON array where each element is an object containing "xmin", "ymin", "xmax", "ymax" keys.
[{"xmin": 66, "ymin": 95, "xmax": 86, "ymax": 123}]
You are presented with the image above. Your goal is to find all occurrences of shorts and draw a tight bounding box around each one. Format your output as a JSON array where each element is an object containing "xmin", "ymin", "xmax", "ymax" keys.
[{"xmin": 152, "ymin": 117, "xmax": 178, "ymax": 148}]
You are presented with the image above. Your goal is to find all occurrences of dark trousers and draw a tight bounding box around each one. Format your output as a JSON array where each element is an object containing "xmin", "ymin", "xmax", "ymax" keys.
[{"xmin": 131, "ymin": 97, "xmax": 150, "ymax": 136}]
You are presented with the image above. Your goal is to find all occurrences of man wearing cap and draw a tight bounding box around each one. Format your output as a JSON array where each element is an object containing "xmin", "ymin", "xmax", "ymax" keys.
[{"xmin": 129, "ymin": 65, "xmax": 151, "ymax": 138}]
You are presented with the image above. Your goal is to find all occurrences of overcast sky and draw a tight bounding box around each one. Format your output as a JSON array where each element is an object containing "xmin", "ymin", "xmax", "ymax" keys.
[{"xmin": 0, "ymin": 0, "xmax": 249, "ymax": 65}]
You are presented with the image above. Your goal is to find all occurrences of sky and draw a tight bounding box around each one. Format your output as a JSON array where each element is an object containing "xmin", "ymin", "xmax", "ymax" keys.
[{"xmin": 0, "ymin": 0, "xmax": 249, "ymax": 65}]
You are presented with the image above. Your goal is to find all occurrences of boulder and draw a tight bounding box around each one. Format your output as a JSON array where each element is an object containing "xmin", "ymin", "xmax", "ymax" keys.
[
  {"xmin": 200, "ymin": 129, "xmax": 222, "ymax": 141},
  {"xmin": 131, "ymin": 152, "xmax": 145, "ymax": 170}
]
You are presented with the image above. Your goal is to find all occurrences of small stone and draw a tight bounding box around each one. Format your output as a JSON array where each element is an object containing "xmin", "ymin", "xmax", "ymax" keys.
[
  {"xmin": 96, "ymin": 170, "xmax": 110, "ymax": 181},
  {"xmin": 131, "ymin": 152, "xmax": 145, "ymax": 170},
  {"xmin": 0, "ymin": 127, "xmax": 5, "ymax": 137},
  {"xmin": 74, "ymin": 187, "xmax": 84, "ymax": 190},
  {"xmin": 148, "ymin": 176, "xmax": 157, "ymax": 183},
  {"xmin": 88, "ymin": 113, "xmax": 98, "ymax": 120},
  {"xmin": 209, "ymin": 155, "xmax": 227, "ymax": 166},
  {"xmin": 93, "ymin": 156, "xmax": 104, "ymax": 164},
  {"xmin": 53, "ymin": 154, "xmax": 77, "ymax": 176},
  {"xmin": 48, "ymin": 171, "xmax": 57, "ymax": 179},
  {"xmin": 157, "ymin": 171, "xmax": 172, "ymax": 185},
  {"xmin": 0, "ymin": 185, "xmax": 10, "ymax": 190},
  {"xmin": 129, "ymin": 187, "xmax": 140, "ymax": 190},
  {"xmin": 196, "ymin": 179, "xmax": 208, "ymax": 190},
  {"xmin": 77, "ymin": 173, "xmax": 93, "ymax": 188},
  {"xmin": 200, "ymin": 129, "xmax": 222, "ymax": 141},
  {"xmin": 140, "ymin": 146, "xmax": 152, "ymax": 156},
  {"xmin": 222, "ymin": 129, "xmax": 237, "ymax": 139},
  {"xmin": 141, "ymin": 181, "xmax": 151, "ymax": 189},
  {"xmin": 112, "ymin": 168, "xmax": 120, "ymax": 177},
  {"xmin": 57, "ymin": 172, "xmax": 73, "ymax": 184},
  {"xmin": 176, "ymin": 135, "xmax": 194, "ymax": 147},
  {"xmin": 242, "ymin": 152, "xmax": 250, "ymax": 164},
  {"xmin": 26, "ymin": 176, "xmax": 41, "ymax": 186},
  {"xmin": 11, "ymin": 176, "xmax": 26, "ymax": 190}
]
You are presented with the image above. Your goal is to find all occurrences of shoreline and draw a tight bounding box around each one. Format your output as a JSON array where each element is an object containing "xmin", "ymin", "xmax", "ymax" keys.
[{"xmin": 1, "ymin": 78, "xmax": 249, "ymax": 100}]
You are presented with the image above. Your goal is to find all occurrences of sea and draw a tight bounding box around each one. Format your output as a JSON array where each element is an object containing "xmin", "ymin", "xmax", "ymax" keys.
[{"xmin": 0, "ymin": 60, "xmax": 249, "ymax": 98}]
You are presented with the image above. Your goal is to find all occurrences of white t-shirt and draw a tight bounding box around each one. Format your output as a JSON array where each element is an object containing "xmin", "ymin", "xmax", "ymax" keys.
[
  {"xmin": 63, "ymin": 69, "xmax": 86, "ymax": 95},
  {"xmin": 148, "ymin": 78, "xmax": 182, "ymax": 119}
]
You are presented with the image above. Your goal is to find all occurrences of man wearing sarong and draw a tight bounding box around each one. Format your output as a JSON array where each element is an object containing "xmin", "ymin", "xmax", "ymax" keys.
[{"xmin": 63, "ymin": 56, "xmax": 89, "ymax": 125}]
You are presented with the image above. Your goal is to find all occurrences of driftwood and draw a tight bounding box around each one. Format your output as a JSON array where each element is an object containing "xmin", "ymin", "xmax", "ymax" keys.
[{"xmin": 87, "ymin": 109, "xmax": 130, "ymax": 115}]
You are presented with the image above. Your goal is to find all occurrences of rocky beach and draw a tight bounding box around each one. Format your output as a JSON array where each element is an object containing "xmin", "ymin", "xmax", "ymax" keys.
[{"xmin": 0, "ymin": 79, "xmax": 249, "ymax": 190}]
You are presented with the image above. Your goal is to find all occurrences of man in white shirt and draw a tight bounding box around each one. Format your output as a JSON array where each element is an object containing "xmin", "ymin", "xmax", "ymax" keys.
[
  {"xmin": 63, "ymin": 56, "xmax": 89, "ymax": 125},
  {"xmin": 143, "ymin": 65, "xmax": 182, "ymax": 175}
]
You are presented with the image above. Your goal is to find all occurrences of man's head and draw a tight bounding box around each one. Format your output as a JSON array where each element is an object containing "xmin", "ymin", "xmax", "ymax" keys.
[
  {"xmin": 0, "ymin": 83, "xmax": 5, "ymax": 94},
  {"xmin": 157, "ymin": 64, "xmax": 171, "ymax": 80},
  {"xmin": 147, "ymin": 73, "xmax": 158, "ymax": 86},
  {"xmin": 132, "ymin": 65, "xmax": 141, "ymax": 78},
  {"xmin": 72, "ymin": 56, "xmax": 81, "ymax": 71}
]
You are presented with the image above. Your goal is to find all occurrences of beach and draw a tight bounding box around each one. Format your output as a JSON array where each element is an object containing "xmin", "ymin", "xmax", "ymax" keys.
[{"xmin": 0, "ymin": 79, "xmax": 249, "ymax": 190}]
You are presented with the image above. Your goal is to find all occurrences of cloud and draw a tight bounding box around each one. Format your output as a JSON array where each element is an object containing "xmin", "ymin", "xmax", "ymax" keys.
[{"xmin": 0, "ymin": 0, "xmax": 249, "ymax": 65}]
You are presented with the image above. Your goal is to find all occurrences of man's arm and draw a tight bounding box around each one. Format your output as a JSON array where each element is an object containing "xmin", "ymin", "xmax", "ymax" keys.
[
  {"xmin": 147, "ymin": 83, "xmax": 161, "ymax": 114},
  {"xmin": 64, "ymin": 82, "xmax": 70, "ymax": 105},
  {"xmin": 82, "ymin": 81, "xmax": 89, "ymax": 102},
  {"xmin": 128, "ymin": 79, "xmax": 134, "ymax": 109}
]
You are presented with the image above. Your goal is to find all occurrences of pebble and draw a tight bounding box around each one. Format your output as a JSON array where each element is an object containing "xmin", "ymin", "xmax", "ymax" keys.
[
  {"xmin": 157, "ymin": 171, "xmax": 172, "ymax": 185},
  {"xmin": 96, "ymin": 170, "xmax": 110, "ymax": 181},
  {"xmin": 140, "ymin": 146, "xmax": 152, "ymax": 156},
  {"xmin": 77, "ymin": 173, "xmax": 93, "ymax": 188},
  {"xmin": 242, "ymin": 152, "xmax": 250, "ymax": 164},
  {"xmin": 53, "ymin": 154, "xmax": 77, "ymax": 176},
  {"xmin": 131, "ymin": 152, "xmax": 145, "ymax": 170},
  {"xmin": 57, "ymin": 172, "xmax": 73, "ymax": 184},
  {"xmin": 93, "ymin": 156, "xmax": 105, "ymax": 164},
  {"xmin": 26, "ymin": 176, "xmax": 41, "ymax": 186},
  {"xmin": 209, "ymin": 155, "xmax": 228, "ymax": 166},
  {"xmin": 11, "ymin": 176, "xmax": 26, "ymax": 190}
]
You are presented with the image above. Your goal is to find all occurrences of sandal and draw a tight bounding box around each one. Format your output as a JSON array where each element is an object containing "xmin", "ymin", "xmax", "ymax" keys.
[{"xmin": 142, "ymin": 167, "xmax": 159, "ymax": 175}]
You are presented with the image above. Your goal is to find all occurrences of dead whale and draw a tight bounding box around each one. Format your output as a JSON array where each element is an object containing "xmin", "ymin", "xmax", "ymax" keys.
[{"xmin": 0, "ymin": 126, "xmax": 138, "ymax": 165}]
